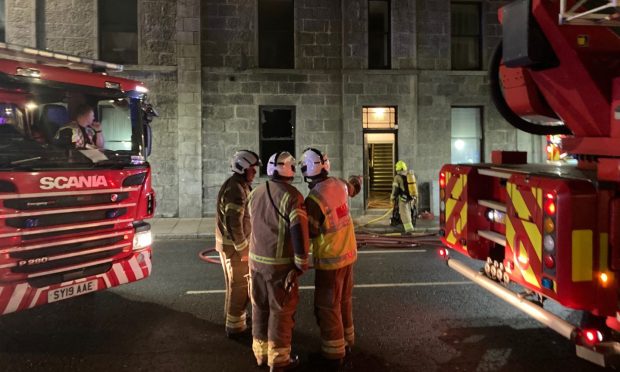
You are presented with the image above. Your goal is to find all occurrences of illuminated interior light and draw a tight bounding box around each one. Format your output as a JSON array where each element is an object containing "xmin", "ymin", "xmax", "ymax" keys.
[{"xmin": 454, "ymin": 139, "xmax": 465, "ymax": 151}]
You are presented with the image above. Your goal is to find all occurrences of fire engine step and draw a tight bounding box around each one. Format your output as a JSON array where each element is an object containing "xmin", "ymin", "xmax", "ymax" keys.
[
  {"xmin": 478, "ymin": 230, "xmax": 506, "ymax": 246},
  {"xmin": 478, "ymin": 199, "xmax": 507, "ymax": 213}
]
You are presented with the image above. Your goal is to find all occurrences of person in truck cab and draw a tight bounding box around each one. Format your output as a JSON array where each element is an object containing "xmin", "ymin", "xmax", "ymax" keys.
[{"xmin": 54, "ymin": 104, "xmax": 104, "ymax": 149}]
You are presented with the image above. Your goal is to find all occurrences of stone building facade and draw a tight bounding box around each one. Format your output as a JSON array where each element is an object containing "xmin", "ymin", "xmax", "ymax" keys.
[{"xmin": 3, "ymin": 0, "xmax": 545, "ymax": 217}]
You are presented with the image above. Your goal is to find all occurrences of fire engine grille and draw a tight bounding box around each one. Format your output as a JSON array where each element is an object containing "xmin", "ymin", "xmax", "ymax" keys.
[
  {"xmin": 9, "ymin": 236, "xmax": 125, "ymax": 260},
  {"xmin": 28, "ymin": 263, "xmax": 112, "ymax": 288},
  {"xmin": 11, "ymin": 249, "xmax": 124, "ymax": 274},
  {"xmin": 5, "ymin": 208, "xmax": 128, "ymax": 229},
  {"xmin": 21, "ymin": 224, "xmax": 115, "ymax": 241},
  {"xmin": 4, "ymin": 193, "xmax": 129, "ymax": 210}
]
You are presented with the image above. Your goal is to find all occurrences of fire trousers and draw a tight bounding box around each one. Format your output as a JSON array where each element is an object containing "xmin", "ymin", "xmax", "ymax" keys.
[
  {"xmin": 314, "ymin": 264, "xmax": 354, "ymax": 360},
  {"xmin": 398, "ymin": 198, "xmax": 415, "ymax": 232},
  {"xmin": 250, "ymin": 269, "xmax": 299, "ymax": 367},
  {"xmin": 219, "ymin": 247, "xmax": 249, "ymax": 333}
]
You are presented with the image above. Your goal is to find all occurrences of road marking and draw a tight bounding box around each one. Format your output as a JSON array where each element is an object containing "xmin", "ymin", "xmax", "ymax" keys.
[
  {"xmin": 203, "ymin": 249, "xmax": 426, "ymax": 259},
  {"xmin": 186, "ymin": 281, "xmax": 472, "ymax": 295}
]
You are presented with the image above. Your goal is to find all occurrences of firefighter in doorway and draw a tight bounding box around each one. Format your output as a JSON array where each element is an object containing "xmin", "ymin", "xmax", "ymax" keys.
[
  {"xmin": 215, "ymin": 150, "xmax": 261, "ymax": 338},
  {"xmin": 390, "ymin": 160, "xmax": 419, "ymax": 233},
  {"xmin": 299, "ymin": 147, "xmax": 362, "ymax": 370},
  {"xmin": 247, "ymin": 152, "xmax": 309, "ymax": 372}
]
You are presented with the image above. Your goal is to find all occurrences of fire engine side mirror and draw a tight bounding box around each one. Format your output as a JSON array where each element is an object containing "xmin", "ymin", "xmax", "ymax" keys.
[{"xmin": 144, "ymin": 122, "xmax": 152, "ymax": 157}]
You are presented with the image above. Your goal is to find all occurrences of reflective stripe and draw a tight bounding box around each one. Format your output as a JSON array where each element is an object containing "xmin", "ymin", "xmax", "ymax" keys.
[
  {"xmin": 276, "ymin": 192, "xmax": 290, "ymax": 259},
  {"xmin": 289, "ymin": 208, "xmax": 307, "ymax": 225},
  {"xmin": 234, "ymin": 240, "xmax": 249, "ymax": 251},
  {"xmin": 344, "ymin": 326, "xmax": 355, "ymax": 345},
  {"xmin": 253, "ymin": 338, "xmax": 268, "ymax": 358},
  {"xmin": 225, "ymin": 203, "xmax": 244, "ymax": 214},
  {"xmin": 250, "ymin": 252, "xmax": 293, "ymax": 265},
  {"xmin": 313, "ymin": 249, "xmax": 356, "ymax": 267},
  {"xmin": 403, "ymin": 222, "xmax": 414, "ymax": 232},
  {"xmin": 321, "ymin": 338, "xmax": 346, "ymax": 356},
  {"xmin": 269, "ymin": 343, "xmax": 291, "ymax": 366},
  {"xmin": 294, "ymin": 255, "xmax": 309, "ymax": 266},
  {"xmin": 226, "ymin": 312, "xmax": 247, "ymax": 330},
  {"xmin": 216, "ymin": 236, "xmax": 234, "ymax": 246}
]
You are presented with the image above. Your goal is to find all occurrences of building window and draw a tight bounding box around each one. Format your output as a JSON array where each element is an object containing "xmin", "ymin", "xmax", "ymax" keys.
[
  {"xmin": 362, "ymin": 107, "xmax": 397, "ymax": 129},
  {"xmin": 451, "ymin": 107, "xmax": 482, "ymax": 163},
  {"xmin": 368, "ymin": 0, "xmax": 390, "ymax": 69},
  {"xmin": 0, "ymin": 0, "xmax": 5, "ymax": 42},
  {"xmin": 259, "ymin": 106, "xmax": 296, "ymax": 175},
  {"xmin": 99, "ymin": 0, "xmax": 138, "ymax": 64},
  {"xmin": 258, "ymin": 0, "xmax": 294, "ymax": 69},
  {"xmin": 451, "ymin": 2, "xmax": 482, "ymax": 70}
]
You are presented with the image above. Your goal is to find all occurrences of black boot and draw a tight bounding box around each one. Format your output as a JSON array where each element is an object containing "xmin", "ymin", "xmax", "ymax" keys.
[{"xmin": 269, "ymin": 354, "xmax": 300, "ymax": 372}]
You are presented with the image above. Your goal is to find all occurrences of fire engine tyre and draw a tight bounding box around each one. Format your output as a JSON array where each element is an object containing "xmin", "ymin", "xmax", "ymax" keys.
[{"xmin": 489, "ymin": 42, "xmax": 572, "ymax": 136}]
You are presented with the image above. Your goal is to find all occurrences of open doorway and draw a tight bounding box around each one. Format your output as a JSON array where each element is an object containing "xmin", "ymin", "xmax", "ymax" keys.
[
  {"xmin": 365, "ymin": 133, "xmax": 396, "ymax": 209},
  {"xmin": 362, "ymin": 106, "xmax": 397, "ymax": 210}
]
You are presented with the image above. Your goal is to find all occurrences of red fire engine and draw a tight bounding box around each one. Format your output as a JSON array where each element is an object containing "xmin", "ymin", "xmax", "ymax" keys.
[
  {"xmin": 439, "ymin": 0, "xmax": 620, "ymax": 366},
  {"xmin": 0, "ymin": 43, "xmax": 156, "ymax": 315}
]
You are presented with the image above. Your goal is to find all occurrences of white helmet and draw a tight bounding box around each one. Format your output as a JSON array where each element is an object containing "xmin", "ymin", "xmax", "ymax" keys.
[
  {"xmin": 267, "ymin": 152, "xmax": 296, "ymax": 178},
  {"xmin": 299, "ymin": 148, "xmax": 330, "ymax": 178},
  {"xmin": 231, "ymin": 150, "xmax": 261, "ymax": 174}
]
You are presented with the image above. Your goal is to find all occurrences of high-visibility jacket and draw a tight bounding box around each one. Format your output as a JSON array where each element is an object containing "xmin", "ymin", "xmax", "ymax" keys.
[
  {"xmin": 55, "ymin": 121, "xmax": 98, "ymax": 148},
  {"xmin": 391, "ymin": 170, "xmax": 418, "ymax": 202},
  {"xmin": 248, "ymin": 180, "xmax": 309, "ymax": 274},
  {"xmin": 305, "ymin": 177, "xmax": 359, "ymax": 270},
  {"xmin": 215, "ymin": 173, "xmax": 252, "ymax": 253}
]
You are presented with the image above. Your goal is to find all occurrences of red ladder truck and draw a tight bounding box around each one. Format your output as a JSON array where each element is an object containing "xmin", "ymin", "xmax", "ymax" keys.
[
  {"xmin": 439, "ymin": 0, "xmax": 620, "ymax": 366},
  {"xmin": 0, "ymin": 43, "xmax": 156, "ymax": 315}
]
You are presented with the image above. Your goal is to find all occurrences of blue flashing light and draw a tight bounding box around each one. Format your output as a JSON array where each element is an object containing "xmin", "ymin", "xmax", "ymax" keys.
[
  {"xmin": 24, "ymin": 218, "xmax": 39, "ymax": 228},
  {"xmin": 106, "ymin": 210, "xmax": 120, "ymax": 219},
  {"xmin": 541, "ymin": 277, "xmax": 554, "ymax": 290}
]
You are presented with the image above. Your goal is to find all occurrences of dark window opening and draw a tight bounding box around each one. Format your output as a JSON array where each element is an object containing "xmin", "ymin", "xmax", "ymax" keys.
[
  {"xmin": 451, "ymin": 2, "xmax": 482, "ymax": 70},
  {"xmin": 0, "ymin": 0, "xmax": 5, "ymax": 43},
  {"xmin": 368, "ymin": 0, "xmax": 390, "ymax": 69},
  {"xmin": 259, "ymin": 0, "xmax": 294, "ymax": 69},
  {"xmin": 99, "ymin": 0, "xmax": 138, "ymax": 64},
  {"xmin": 259, "ymin": 106, "xmax": 295, "ymax": 175}
]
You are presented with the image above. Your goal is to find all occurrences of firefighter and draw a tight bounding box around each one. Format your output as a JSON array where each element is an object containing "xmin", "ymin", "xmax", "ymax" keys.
[
  {"xmin": 299, "ymin": 148, "xmax": 362, "ymax": 370},
  {"xmin": 215, "ymin": 149, "xmax": 261, "ymax": 338},
  {"xmin": 390, "ymin": 160, "xmax": 418, "ymax": 233},
  {"xmin": 247, "ymin": 152, "xmax": 309, "ymax": 372}
]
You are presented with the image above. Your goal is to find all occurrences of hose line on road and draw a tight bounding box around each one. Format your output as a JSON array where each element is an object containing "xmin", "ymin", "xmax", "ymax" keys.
[{"xmin": 199, "ymin": 248, "xmax": 221, "ymax": 264}]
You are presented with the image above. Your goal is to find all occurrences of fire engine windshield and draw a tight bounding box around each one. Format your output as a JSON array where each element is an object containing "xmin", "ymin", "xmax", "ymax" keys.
[{"xmin": 0, "ymin": 89, "xmax": 149, "ymax": 170}]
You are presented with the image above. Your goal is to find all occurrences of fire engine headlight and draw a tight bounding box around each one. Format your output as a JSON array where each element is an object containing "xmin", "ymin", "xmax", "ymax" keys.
[
  {"xmin": 133, "ymin": 230, "xmax": 153, "ymax": 250},
  {"xmin": 543, "ymin": 235, "xmax": 555, "ymax": 252}
]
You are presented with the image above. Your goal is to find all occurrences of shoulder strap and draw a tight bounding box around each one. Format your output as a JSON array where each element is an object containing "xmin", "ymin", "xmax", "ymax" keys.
[{"xmin": 266, "ymin": 181, "xmax": 290, "ymax": 226}]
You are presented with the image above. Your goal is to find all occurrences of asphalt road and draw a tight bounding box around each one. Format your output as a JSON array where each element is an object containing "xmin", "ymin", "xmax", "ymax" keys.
[{"xmin": 0, "ymin": 239, "xmax": 607, "ymax": 372}]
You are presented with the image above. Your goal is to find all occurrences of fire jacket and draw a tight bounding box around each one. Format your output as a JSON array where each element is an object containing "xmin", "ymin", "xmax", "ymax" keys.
[
  {"xmin": 55, "ymin": 121, "xmax": 98, "ymax": 148},
  {"xmin": 305, "ymin": 177, "xmax": 360, "ymax": 270},
  {"xmin": 391, "ymin": 171, "xmax": 418, "ymax": 202},
  {"xmin": 215, "ymin": 173, "xmax": 252, "ymax": 254},
  {"xmin": 247, "ymin": 180, "xmax": 309, "ymax": 275}
]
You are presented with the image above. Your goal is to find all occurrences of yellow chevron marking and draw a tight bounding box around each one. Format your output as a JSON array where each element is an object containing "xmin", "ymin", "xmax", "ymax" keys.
[
  {"xmin": 522, "ymin": 220, "xmax": 542, "ymax": 261},
  {"xmin": 600, "ymin": 233, "xmax": 609, "ymax": 272},
  {"xmin": 506, "ymin": 217, "xmax": 515, "ymax": 252},
  {"xmin": 519, "ymin": 241, "xmax": 540, "ymax": 288},
  {"xmin": 451, "ymin": 175, "xmax": 464, "ymax": 200},
  {"xmin": 457, "ymin": 203, "xmax": 467, "ymax": 234},
  {"xmin": 572, "ymin": 230, "xmax": 593, "ymax": 282},
  {"xmin": 446, "ymin": 198, "xmax": 457, "ymax": 222},
  {"xmin": 509, "ymin": 183, "xmax": 532, "ymax": 221},
  {"xmin": 537, "ymin": 188, "xmax": 542, "ymax": 209},
  {"xmin": 447, "ymin": 230, "xmax": 456, "ymax": 245}
]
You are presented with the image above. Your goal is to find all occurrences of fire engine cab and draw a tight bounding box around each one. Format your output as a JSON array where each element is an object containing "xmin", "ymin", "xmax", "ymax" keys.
[
  {"xmin": 438, "ymin": 0, "xmax": 620, "ymax": 367},
  {"xmin": 0, "ymin": 43, "xmax": 156, "ymax": 315}
]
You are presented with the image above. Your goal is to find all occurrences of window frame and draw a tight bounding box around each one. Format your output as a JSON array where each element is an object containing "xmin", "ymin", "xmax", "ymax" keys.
[
  {"xmin": 450, "ymin": 1, "xmax": 483, "ymax": 71},
  {"xmin": 368, "ymin": 0, "xmax": 391, "ymax": 70},
  {"xmin": 258, "ymin": 105, "xmax": 296, "ymax": 176},
  {"xmin": 258, "ymin": 0, "xmax": 295, "ymax": 69},
  {"xmin": 450, "ymin": 106, "xmax": 484, "ymax": 163},
  {"xmin": 98, "ymin": 0, "xmax": 139, "ymax": 65}
]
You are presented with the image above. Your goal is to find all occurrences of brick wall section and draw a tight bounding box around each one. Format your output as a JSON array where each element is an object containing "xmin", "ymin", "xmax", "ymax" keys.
[
  {"xmin": 177, "ymin": 0, "xmax": 203, "ymax": 217},
  {"xmin": 141, "ymin": 0, "xmax": 177, "ymax": 66},
  {"xmin": 202, "ymin": 0, "xmax": 256, "ymax": 69},
  {"xmin": 391, "ymin": 0, "xmax": 416, "ymax": 69},
  {"xmin": 296, "ymin": 0, "xmax": 341, "ymax": 70},
  {"xmin": 6, "ymin": 0, "xmax": 36, "ymax": 46},
  {"xmin": 342, "ymin": 0, "xmax": 367, "ymax": 69},
  {"xmin": 202, "ymin": 69, "xmax": 343, "ymax": 215},
  {"xmin": 36, "ymin": 0, "xmax": 97, "ymax": 57}
]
